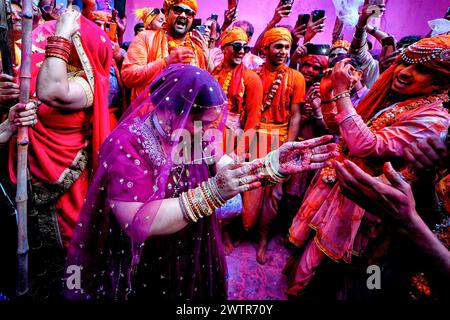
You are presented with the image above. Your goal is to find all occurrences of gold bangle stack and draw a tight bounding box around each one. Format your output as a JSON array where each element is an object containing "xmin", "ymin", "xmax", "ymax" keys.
[
  {"xmin": 265, "ymin": 151, "xmax": 289, "ymax": 184},
  {"xmin": 179, "ymin": 177, "xmax": 226, "ymax": 223},
  {"xmin": 253, "ymin": 151, "xmax": 289, "ymax": 185}
]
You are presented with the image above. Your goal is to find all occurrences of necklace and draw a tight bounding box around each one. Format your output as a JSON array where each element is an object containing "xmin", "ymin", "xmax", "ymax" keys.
[
  {"xmin": 165, "ymin": 32, "xmax": 199, "ymax": 66},
  {"xmin": 212, "ymin": 63, "xmax": 233, "ymax": 98},
  {"xmin": 258, "ymin": 66, "xmax": 286, "ymax": 112}
]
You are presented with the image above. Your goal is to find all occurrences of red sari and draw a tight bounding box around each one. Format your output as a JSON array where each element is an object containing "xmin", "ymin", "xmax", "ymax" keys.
[{"xmin": 9, "ymin": 17, "xmax": 112, "ymax": 247}]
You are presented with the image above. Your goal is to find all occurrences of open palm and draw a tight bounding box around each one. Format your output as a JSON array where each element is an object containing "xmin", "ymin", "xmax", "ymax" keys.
[{"xmin": 273, "ymin": 135, "xmax": 338, "ymax": 175}]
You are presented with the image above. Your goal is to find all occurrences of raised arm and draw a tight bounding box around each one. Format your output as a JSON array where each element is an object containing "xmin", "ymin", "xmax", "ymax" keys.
[
  {"xmin": 252, "ymin": 2, "xmax": 291, "ymax": 55},
  {"xmin": 331, "ymin": 59, "xmax": 450, "ymax": 157},
  {"xmin": 349, "ymin": 2, "xmax": 385, "ymax": 87},
  {"xmin": 37, "ymin": 10, "xmax": 92, "ymax": 110}
]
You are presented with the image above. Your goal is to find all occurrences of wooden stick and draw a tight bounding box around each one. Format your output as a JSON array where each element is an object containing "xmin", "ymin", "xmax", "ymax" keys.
[{"xmin": 15, "ymin": 0, "xmax": 32, "ymax": 297}]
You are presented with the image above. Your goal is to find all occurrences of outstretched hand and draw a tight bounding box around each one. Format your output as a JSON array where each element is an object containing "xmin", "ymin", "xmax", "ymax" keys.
[
  {"xmin": 223, "ymin": 6, "xmax": 238, "ymax": 30},
  {"xmin": 404, "ymin": 135, "xmax": 449, "ymax": 172},
  {"xmin": 273, "ymin": 135, "xmax": 338, "ymax": 175},
  {"xmin": 358, "ymin": 2, "xmax": 386, "ymax": 27},
  {"xmin": 334, "ymin": 160, "xmax": 419, "ymax": 228}
]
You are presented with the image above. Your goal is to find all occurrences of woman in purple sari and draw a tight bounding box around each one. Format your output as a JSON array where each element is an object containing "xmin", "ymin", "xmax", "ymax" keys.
[{"xmin": 65, "ymin": 65, "xmax": 337, "ymax": 301}]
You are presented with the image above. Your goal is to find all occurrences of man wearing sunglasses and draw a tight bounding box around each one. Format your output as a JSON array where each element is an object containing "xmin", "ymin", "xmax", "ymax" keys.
[
  {"xmin": 242, "ymin": 27, "xmax": 305, "ymax": 265},
  {"xmin": 134, "ymin": 7, "xmax": 166, "ymax": 31},
  {"xmin": 212, "ymin": 27, "xmax": 263, "ymax": 153},
  {"xmin": 122, "ymin": 0, "xmax": 208, "ymax": 102},
  {"xmin": 211, "ymin": 27, "xmax": 263, "ymax": 254}
]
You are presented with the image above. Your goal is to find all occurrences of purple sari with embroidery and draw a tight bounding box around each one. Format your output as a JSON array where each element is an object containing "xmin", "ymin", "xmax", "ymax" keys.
[{"xmin": 66, "ymin": 65, "xmax": 229, "ymax": 301}]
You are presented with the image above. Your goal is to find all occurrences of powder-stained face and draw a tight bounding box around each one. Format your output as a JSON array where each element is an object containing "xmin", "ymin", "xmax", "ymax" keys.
[
  {"xmin": 391, "ymin": 62, "xmax": 446, "ymax": 96},
  {"xmin": 12, "ymin": 3, "xmax": 22, "ymax": 37},
  {"xmin": 300, "ymin": 59, "xmax": 323, "ymax": 83},
  {"xmin": 203, "ymin": 19, "xmax": 214, "ymax": 42}
]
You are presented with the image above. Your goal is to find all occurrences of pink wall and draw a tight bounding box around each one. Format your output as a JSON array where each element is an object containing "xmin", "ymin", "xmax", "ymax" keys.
[{"xmin": 124, "ymin": 0, "xmax": 449, "ymax": 46}]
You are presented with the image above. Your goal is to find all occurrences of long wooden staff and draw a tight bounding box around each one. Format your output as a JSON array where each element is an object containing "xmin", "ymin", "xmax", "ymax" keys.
[{"xmin": 15, "ymin": 0, "xmax": 32, "ymax": 297}]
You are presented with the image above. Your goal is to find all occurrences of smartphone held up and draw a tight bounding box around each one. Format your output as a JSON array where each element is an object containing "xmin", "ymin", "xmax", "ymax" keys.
[{"xmin": 312, "ymin": 9, "xmax": 325, "ymax": 22}]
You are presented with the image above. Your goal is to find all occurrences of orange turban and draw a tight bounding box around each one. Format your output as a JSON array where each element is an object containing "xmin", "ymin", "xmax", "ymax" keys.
[
  {"xmin": 135, "ymin": 7, "xmax": 161, "ymax": 29},
  {"xmin": 401, "ymin": 34, "xmax": 450, "ymax": 77},
  {"xmin": 220, "ymin": 27, "xmax": 248, "ymax": 47},
  {"xmin": 88, "ymin": 10, "xmax": 112, "ymax": 22},
  {"xmin": 331, "ymin": 40, "xmax": 350, "ymax": 52},
  {"xmin": 301, "ymin": 55, "xmax": 328, "ymax": 70},
  {"xmin": 164, "ymin": 0, "xmax": 198, "ymax": 15},
  {"xmin": 262, "ymin": 27, "xmax": 292, "ymax": 48}
]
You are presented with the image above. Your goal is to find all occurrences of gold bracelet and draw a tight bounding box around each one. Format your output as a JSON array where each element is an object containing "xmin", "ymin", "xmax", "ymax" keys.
[
  {"xmin": 198, "ymin": 183, "xmax": 214, "ymax": 213},
  {"xmin": 180, "ymin": 192, "xmax": 198, "ymax": 223},
  {"xmin": 208, "ymin": 178, "xmax": 226, "ymax": 206},
  {"xmin": 194, "ymin": 187, "xmax": 214, "ymax": 218},
  {"xmin": 179, "ymin": 194, "xmax": 192, "ymax": 223},
  {"xmin": 189, "ymin": 189, "xmax": 204, "ymax": 220},
  {"xmin": 264, "ymin": 152, "xmax": 288, "ymax": 184},
  {"xmin": 201, "ymin": 181, "xmax": 220, "ymax": 208}
]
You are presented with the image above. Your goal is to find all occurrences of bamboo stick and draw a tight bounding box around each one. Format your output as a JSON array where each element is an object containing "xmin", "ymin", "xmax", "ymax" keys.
[{"xmin": 15, "ymin": 0, "xmax": 32, "ymax": 297}]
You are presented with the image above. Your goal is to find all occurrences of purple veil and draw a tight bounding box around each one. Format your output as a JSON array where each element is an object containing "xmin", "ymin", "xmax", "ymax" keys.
[{"xmin": 65, "ymin": 65, "xmax": 228, "ymax": 300}]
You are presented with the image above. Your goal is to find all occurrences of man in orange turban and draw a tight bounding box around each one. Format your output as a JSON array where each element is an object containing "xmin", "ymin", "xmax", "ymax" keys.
[
  {"xmin": 329, "ymin": 39, "xmax": 350, "ymax": 65},
  {"xmin": 134, "ymin": 7, "xmax": 166, "ymax": 31},
  {"xmin": 211, "ymin": 26, "xmax": 263, "ymax": 254},
  {"xmin": 163, "ymin": 0, "xmax": 198, "ymax": 15},
  {"xmin": 242, "ymin": 27, "xmax": 306, "ymax": 265},
  {"xmin": 261, "ymin": 27, "xmax": 293, "ymax": 49},
  {"xmin": 122, "ymin": 0, "xmax": 207, "ymax": 102}
]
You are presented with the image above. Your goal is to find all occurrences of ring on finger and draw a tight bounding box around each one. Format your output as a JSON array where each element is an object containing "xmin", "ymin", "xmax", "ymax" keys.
[{"xmin": 238, "ymin": 177, "xmax": 246, "ymax": 186}]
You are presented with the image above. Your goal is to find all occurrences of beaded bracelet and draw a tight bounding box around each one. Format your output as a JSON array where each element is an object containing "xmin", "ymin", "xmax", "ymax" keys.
[{"xmin": 332, "ymin": 90, "xmax": 351, "ymax": 102}]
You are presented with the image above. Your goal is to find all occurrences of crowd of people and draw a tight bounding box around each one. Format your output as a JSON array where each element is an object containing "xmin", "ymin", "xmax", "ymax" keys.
[{"xmin": 0, "ymin": 0, "xmax": 449, "ymax": 302}]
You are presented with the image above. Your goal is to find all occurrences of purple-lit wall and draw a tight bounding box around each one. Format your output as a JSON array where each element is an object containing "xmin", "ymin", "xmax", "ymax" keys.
[{"xmin": 124, "ymin": 0, "xmax": 449, "ymax": 46}]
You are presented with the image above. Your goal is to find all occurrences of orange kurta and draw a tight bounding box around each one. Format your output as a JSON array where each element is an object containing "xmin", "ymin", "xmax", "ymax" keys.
[
  {"xmin": 242, "ymin": 63, "xmax": 306, "ymax": 230},
  {"xmin": 212, "ymin": 64, "xmax": 263, "ymax": 156},
  {"xmin": 259, "ymin": 64, "xmax": 306, "ymax": 126},
  {"xmin": 121, "ymin": 29, "xmax": 207, "ymax": 102},
  {"xmin": 212, "ymin": 64, "xmax": 263, "ymax": 131}
]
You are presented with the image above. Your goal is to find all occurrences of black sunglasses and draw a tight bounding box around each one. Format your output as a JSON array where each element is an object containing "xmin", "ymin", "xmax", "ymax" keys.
[
  {"xmin": 171, "ymin": 5, "xmax": 195, "ymax": 18},
  {"xmin": 228, "ymin": 43, "xmax": 251, "ymax": 53},
  {"xmin": 151, "ymin": 8, "xmax": 164, "ymax": 15}
]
